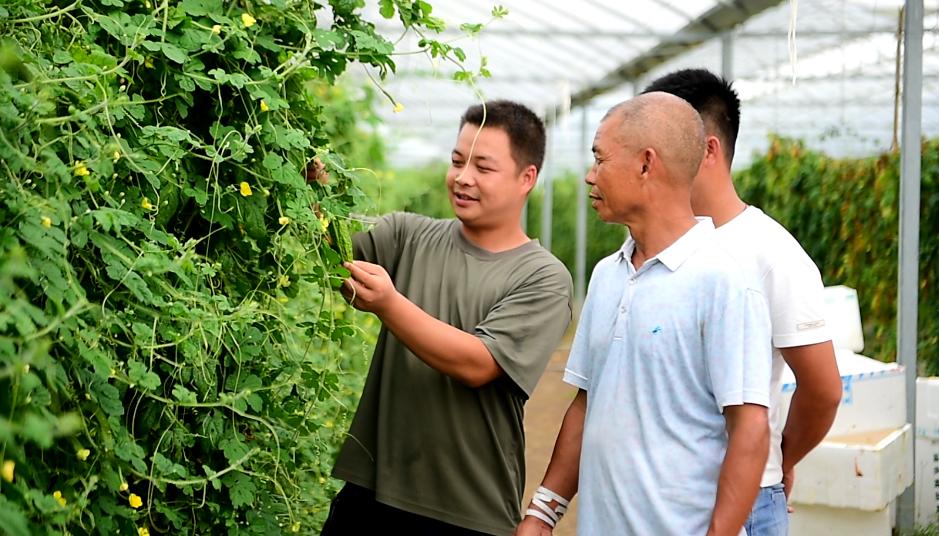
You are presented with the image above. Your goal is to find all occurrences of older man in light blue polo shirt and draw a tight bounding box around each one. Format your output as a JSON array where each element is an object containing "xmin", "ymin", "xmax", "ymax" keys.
[{"xmin": 517, "ymin": 93, "xmax": 772, "ymax": 536}]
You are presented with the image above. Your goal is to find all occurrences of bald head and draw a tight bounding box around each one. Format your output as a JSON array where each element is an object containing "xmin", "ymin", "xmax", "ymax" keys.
[{"xmin": 604, "ymin": 92, "xmax": 706, "ymax": 183}]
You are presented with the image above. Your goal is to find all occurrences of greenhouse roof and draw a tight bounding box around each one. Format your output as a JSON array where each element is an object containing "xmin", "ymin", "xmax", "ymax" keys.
[{"xmin": 350, "ymin": 0, "xmax": 939, "ymax": 172}]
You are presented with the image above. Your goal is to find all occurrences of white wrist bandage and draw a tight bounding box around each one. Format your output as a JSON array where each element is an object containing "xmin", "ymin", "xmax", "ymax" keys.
[{"xmin": 525, "ymin": 486, "xmax": 570, "ymax": 528}]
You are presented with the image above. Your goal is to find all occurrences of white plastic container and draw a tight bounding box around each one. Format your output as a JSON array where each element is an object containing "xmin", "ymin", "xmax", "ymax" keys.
[
  {"xmin": 782, "ymin": 286, "xmax": 912, "ymax": 534},
  {"xmin": 916, "ymin": 377, "xmax": 939, "ymax": 440},
  {"xmin": 780, "ymin": 349, "xmax": 907, "ymax": 437},
  {"xmin": 915, "ymin": 436, "xmax": 939, "ymax": 527},
  {"xmin": 790, "ymin": 424, "xmax": 913, "ymax": 510},
  {"xmin": 915, "ymin": 378, "xmax": 939, "ymax": 526},
  {"xmin": 822, "ymin": 285, "xmax": 865, "ymax": 353},
  {"xmin": 789, "ymin": 502, "xmax": 894, "ymax": 536}
]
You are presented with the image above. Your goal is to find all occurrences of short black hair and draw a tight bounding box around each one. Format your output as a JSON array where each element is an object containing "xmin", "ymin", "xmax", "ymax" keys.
[
  {"xmin": 460, "ymin": 100, "xmax": 546, "ymax": 172},
  {"xmin": 642, "ymin": 69, "xmax": 741, "ymax": 165}
]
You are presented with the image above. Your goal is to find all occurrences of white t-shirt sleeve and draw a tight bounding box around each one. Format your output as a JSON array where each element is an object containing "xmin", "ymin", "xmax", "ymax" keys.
[
  {"xmin": 705, "ymin": 282, "xmax": 773, "ymax": 410},
  {"xmin": 765, "ymin": 256, "xmax": 832, "ymax": 348}
]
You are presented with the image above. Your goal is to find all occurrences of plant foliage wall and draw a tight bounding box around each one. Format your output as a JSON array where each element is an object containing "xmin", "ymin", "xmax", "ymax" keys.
[{"xmin": 0, "ymin": 0, "xmax": 487, "ymax": 533}]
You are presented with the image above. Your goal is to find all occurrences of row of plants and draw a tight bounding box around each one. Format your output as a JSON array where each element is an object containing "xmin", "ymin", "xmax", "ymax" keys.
[
  {"xmin": 0, "ymin": 0, "xmax": 504, "ymax": 533},
  {"xmin": 735, "ymin": 136, "xmax": 938, "ymax": 374}
]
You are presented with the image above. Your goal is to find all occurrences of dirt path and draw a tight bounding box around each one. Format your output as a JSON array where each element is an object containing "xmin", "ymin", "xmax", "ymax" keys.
[{"xmin": 522, "ymin": 342, "xmax": 579, "ymax": 536}]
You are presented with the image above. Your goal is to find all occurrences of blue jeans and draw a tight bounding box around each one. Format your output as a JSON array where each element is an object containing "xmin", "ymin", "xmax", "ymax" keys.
[{"xmin": 744, "ymin": 483, "xmax": 789, "ymax": 536}]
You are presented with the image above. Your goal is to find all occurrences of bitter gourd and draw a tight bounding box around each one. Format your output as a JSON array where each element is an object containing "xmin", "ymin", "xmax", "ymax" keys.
[{"xmin": 329, "ymin": 219, "xmax": 354, "ymax": 263}]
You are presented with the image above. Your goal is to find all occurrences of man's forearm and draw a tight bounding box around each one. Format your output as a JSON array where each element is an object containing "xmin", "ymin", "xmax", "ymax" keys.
[
  {"xmin": 517, "ymin": 390, "xmax": 586, "ymax": 534},
  {"xmin": 378, "ymin": 292, "xmax": 501, "ymax": 387},
  {"xmin": 539, "ymin": 389, "xmax": 586, "ymax": 498},
  {"xmin": 781, "ymin": 386, "xmax": 840, "ymax": 470},
  {"xmin": 780, "ymin": 342, "xmax": 842, "ymax": 472},
  {"xmin": 708, "ymin": 404, "xmax": 769, "ymax": 536}
]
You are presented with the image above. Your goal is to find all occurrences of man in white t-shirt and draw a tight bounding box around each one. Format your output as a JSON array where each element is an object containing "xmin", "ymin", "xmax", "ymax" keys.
[
  {"xmin": 643, "ymin": 69, "xmax": 843, "ymax": 536},
  {"xmin": 516, "ymin": 93, "xmax": 773, "ymax": 536}
]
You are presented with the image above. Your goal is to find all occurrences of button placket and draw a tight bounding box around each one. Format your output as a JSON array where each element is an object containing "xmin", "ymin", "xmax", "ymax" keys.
[{"xmin": 613, "ymin": 271, "xmax": 635, "ymax": 341}]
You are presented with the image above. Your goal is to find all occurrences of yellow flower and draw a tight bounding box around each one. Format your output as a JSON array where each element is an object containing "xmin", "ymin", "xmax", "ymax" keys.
[
  {"xmin": 278, "ymin": 216, "xmax": 289, "ymax": 226},
  {"xmin": 129, "ymin": 493, "xmax": 143, "ymax": 509},
  {"xmin": 41, "ymin": 216, "xmax": 52, "ymax": 229},
  {"xmin": 120, "ymin": 481, "xmax": 129, "ymax": 492},
  {"xmin": 73, "ymin": 161, "xmax": 90, "ymax": 177},
  {"xmin": 259, "ymin": 100, "xmax": 269, "ymax": 112},
  {"xmin": 241, "ymin": 13, "xmax": 257, "ymax": 28},
  {"xmin": 143, "ymin": 57, "xmax": 154, "ymax": 69},
  {"xmin": 138, "ymin": 528, "xmax": 150, "ymax": 536},
  {"xmin": 141, "ymin": 197, "xmax": 153, "ymax": 210},
  {"xmin": 291, "ymin": 522, "xmax": 301, "ymax": 533},
  {"xmin": 319, "ymin": 216, "xmax": 329, "ymax": 232},
  {"xmin": 2, "ymin": 460, "xmax": 13, "ymax": 483},
  {"xmin": 277, "ymin": 296, "xmax": 289, "ymax": 304},
  {"xmin": 393, "ymin": 102, "xmax": 405, "ymax": 113},
  {"xmin": 239, "ymin": 182, "xmax": 252, "ymax": 197},
  {"xmin": 76, "ymin": 448, "xmax": 91, "ymax": 461},
  {"xmin": 112, "ymin": 150, "xmax": 121, "ymax": 161},
  {"xmin": 53, "ymin": 490, "xmax": 67, "ymax": 507},
  {"xmin": 278, "ymin": 274, "xmax": 291, "ymax": 288},
  {"xmin": 211, "ymin": 24, "xmax": 222, "ymax": 35}
]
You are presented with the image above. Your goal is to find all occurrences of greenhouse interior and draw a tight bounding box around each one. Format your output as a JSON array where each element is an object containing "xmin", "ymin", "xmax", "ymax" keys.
[{"xmin": 1, "ymin": 0, "xmax": 937, "ymax": 534}]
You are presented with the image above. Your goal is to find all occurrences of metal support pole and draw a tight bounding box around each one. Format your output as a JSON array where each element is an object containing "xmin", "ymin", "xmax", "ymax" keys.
[
  {"xmin": 721, "ymin": 31, "xmax": 734, "ymax": 80},
  {"xmin": 897, "ymin": 0, "xmax": 923, "ymax": 529},
  {"xmin": 575, "ymin": 105, "xmax": 589, "ymax": 312},
  {"xmin": 540, "ymin": 109, "xmax": 555, "ymax": 252}
]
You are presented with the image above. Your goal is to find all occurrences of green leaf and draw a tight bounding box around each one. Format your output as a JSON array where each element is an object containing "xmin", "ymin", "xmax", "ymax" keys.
[
  {"xmin": 312, "ymin": 29, "xmax": 345, "ymax": 50},
  {"xmin": 93, "ymin": 383, "xmax": 124, "ymax": 416},
  {"xmin": 180, "ymin": 0, "xmax": 222, "ymax": 16},
  {"xmin": 262, "ymin": 153, "xmax": 283, "ymax": 170},
  {"xmin": 202, "ymin": 465, "xmax": 222, "ymax": 490},
  {"xmin": 219, "ymin": 436, "xmax": 248, "ymax": 465},
  {"xmin": 349, "ymin": 30, "xmax": 394, "ymax": 55},
  {"xmin": 20, "ymin": 412, "xmax": 53, "ymax": 447},
  {"xmin": 459, "ymin": 23, "xmax": 483, "ymax": 35},
  {"xmin": 225, "ymin": 472, "xmax": 256, "ymax": 509},
  {"xmin": 379, "ymin": 0, "xmax": 395, "ymax": 18},
  {"xmin": 128, "ymin": 360, "xmax": 161, "ymax": 391},
  {"xmin": 0, "ymin": 497, "xmax": 31, "ymax": 536},
  {"xmin": 172, "ymin": 384, "xmax": 197, "ymax": 404},
  {"xmin": 115, "ymin": 435, "xmax": 148, "ymax": 473},
  {"xmin": 161, "ymin": 42, "xmax": 186, "ymax": 64}
]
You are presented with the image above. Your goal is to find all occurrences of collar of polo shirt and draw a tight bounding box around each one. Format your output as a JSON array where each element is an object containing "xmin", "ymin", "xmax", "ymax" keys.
[{"xmin": 617, "ymin": 217, "xmax": 715, "ymax": 272}]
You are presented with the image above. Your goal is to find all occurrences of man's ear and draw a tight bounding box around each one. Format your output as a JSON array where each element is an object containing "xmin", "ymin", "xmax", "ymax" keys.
[
  {"xmin": 639, "ymin": 148, "xmax": 655, "ymax": 178},
  {"xmin": 519, "ymin": 164, "xmax": 538, "ymax": 195},
  {"xmin": 703, "ymin": 135, "xmax": 723, "ymax": 168}
]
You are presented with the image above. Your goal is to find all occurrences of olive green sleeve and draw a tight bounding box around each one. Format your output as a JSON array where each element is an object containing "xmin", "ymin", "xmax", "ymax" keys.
[{"xmin": 475, "ymin": 262, "xmax": 573, "ymax": 398}]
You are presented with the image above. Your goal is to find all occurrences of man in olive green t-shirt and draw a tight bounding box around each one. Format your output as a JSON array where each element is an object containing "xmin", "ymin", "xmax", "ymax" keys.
[{"xmin": 322, "ymin": 101, "xmax": 573, "ymax": 535}]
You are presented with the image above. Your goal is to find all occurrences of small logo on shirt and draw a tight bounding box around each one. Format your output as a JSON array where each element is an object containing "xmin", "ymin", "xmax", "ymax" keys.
[
  {"xmin": 796, "ymin": 319, "xmax": 827, "ymax": 331},
  {"xmin": 651, "ymin": 326, "xmax": 662, "ymax": 335}
]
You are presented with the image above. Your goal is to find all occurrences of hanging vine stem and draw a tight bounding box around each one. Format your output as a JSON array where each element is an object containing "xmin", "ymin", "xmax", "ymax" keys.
[
  {"xmin": 8, "ymin": 1, "xmax": 80, "ymax": 24},
  {"xmin": 131, "ymin": 447, "xmax": 262, "ymax": 487},
  {"xmin": 788, "ymin": 0, "xmax": 799, "ymax": 83}
]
